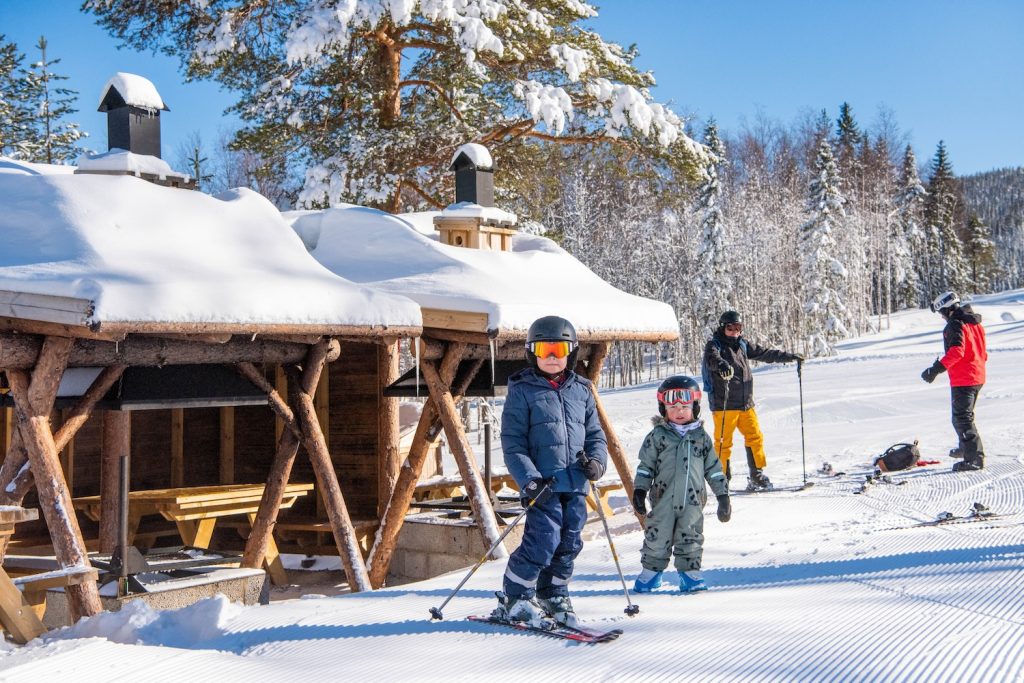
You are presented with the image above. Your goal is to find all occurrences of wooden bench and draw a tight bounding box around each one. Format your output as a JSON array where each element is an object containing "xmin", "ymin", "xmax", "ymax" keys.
[
  {"xmin": 414, "ymin": 473, "xmax": 516, "ymax": 502},
  {"xmin": 585, "ymin": 479, "xmax": 625, "ymax": 517},
  {"xmin": 12, "ymin": 566, "xmax": 100, "ymax": 621},
  {"xmin": 270, "ymin": 517, "xmax": 379, "ymax": 556}
]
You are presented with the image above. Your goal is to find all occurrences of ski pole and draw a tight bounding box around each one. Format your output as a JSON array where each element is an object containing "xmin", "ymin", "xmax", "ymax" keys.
[
  {"xmin": 577, "ymin": 452, "xmax": 640, "ymax": 617},
  {"xmin": 429, "ymin": 480, "xmax": 550, "ymax": 621},
  {"xmin": 797, "ymin": 359, "xmax": 807, "ymax": 486},
  {"xmin": 716, "ymin": 375, "xmax": 731, "ymax": 475}
]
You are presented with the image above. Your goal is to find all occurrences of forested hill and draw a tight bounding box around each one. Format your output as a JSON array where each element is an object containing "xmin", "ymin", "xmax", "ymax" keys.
[{"xmin": 961, "ymin": 167, "xmax": 1024, "ymax": 238}]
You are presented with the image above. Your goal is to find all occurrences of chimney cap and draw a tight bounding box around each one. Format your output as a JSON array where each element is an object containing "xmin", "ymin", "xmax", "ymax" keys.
[
  {"xmin": 449, "ymin": 143, "xmax": 493, "ymax": 172},
  {"xmin": 98, "ymin": 72, "xmax": 169, "ymax": 113}
]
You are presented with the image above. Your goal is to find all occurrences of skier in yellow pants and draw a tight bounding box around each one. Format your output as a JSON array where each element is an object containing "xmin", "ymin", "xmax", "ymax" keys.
[{"xmin": 702, "ymin": 311, "xmax": 802, "ymax": 491}]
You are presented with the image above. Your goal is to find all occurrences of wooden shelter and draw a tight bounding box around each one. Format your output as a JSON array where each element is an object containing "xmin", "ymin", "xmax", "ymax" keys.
[{"xmin": 0, "ymin": 159, "xmax": 422, "ymax": 629}]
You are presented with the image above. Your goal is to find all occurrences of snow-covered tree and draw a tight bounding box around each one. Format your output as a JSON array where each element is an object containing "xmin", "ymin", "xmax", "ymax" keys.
[
  {"xmin": 86, "ymin": 0, "xmax": 707, "ymax": 212},
  {"xmin": 834, "ymin": 102, "xmax": 862, "ymax": 195},
  {"xmin": 923, "ymin": 141, "xmax": 967, "ymax": 295},
  {"xmin": 964, "ymin": 214, "xmax": 997, "ymax": 291},
  {"xmin": 692, "ymin": 119, "xmax": 731, "ymax": 336},
  {"xmin": 800, "ymin": 138, "xmax": 850, "ymax": 356},
  {"xmin": 0, "ymin": 35, "xmax": 32, "ymax": 158},
  {"xmin": 17, "ymin": 36, "xmax": 85, "ymax": 164},
  {"xmin": 894, "ymin": 145, "xmax": 927, "ymax": 307}
]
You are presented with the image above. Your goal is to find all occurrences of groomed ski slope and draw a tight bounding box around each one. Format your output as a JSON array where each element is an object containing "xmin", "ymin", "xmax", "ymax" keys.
[{"xmin": 2, "ymin": 292, "xmax": 1023, "ymax": 681}]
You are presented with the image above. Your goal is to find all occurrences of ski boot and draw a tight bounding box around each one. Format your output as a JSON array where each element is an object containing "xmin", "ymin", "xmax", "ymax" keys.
[
  {"xmin": 493, "ymin": 592, "xmax": 553, "ymax": 627},
  {"xmin": 948, "ymin": 447, "xmax": 964, "ymax": 459},
  {"xmin": 679, "ymin": 570, "xmax": 708, "ymax": 593},
  {"xmin": 632, "ymin": 569, "xmax": 664, "ymax": 594},
  {"xmin": 746, "ymin": 469, "xmax": 773, "ymax": 492},
  {"xmin": 538, "ymin": 595, "xmax": 579, "ymax": 628},
  {"xmin": 952, "ymin": 458, "xmax": 983, "ymax": 472}
]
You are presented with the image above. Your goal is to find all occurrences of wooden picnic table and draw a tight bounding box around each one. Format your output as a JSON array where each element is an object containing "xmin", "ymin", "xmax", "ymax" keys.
[
  {"xmin": 73, "ymin": 483, "xmax": 314, "ymax": 585},
  {"xmin": 0, "ymin": 506, "xmax": 47, "ymax": 643}
]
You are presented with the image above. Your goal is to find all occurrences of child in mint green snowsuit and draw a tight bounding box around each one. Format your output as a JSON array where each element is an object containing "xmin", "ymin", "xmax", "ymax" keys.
[{"xmin": 631, "ymin": 375, "xmax": 731, "ymax": 593}]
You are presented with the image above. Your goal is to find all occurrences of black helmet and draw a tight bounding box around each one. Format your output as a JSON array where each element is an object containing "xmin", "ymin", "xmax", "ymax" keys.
[
  {"xmin": 525, "ymin": 315, "xmax": 579, "ymax": 372},
  {"xmin": 656, "ymin": 375, "xmax": 702, "ymax": 419},
  {"xmin": 719, "ymin": 310, "xmax": 742, "ymax": 327}
]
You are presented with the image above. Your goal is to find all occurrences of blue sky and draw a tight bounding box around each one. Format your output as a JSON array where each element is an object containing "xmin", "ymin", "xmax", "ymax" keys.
[{"xmin": 2, "ymin": 0, "xmax": 1021, "ymax": 174}]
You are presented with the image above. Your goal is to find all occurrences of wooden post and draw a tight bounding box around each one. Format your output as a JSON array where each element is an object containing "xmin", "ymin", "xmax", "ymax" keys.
[
  {"xmin": 100, "ymin": 410, "xmax": 131, "ymax": 554},
  {"xmin": 274, "ymin": 366, "xmax": 287, "ymax": 443},
  {"xmin": 377, "ymin": 340, "xmax": 400, "ymax": 518},
  {"xmin": 220, "ymin": 407, "xmax": 235, "ymax": 484},
  {"xmin": 366, "ymin": 345, "xmax": 476, "ymax": 587},
  {"xmin": 2, "ymin": 407, "xmax": 10, "ymax": 457},
  {"xmin": 292, "ymin": 381, "xmax": 372, "ymax": 592},
  {"xmin": 314, "ymin": 368, "xmax": 329, "ymax": 521},
  {"xmin": 170, "ymin": 408, "xmax": 184, "ymax": 487},
  {"xmin": 0, "ymin": 364, "xmax": 126, "ymax": 506},
  {"xmin": 6, "ymin": 337, "xmax": 102, "ymax": 620},
  {"xmin": 239, "ymin": 345, "xmax": 327, "ymax": 580},
  {"xmin": 584, "ymin": 342, "xmax": 643, "ymax": 525},
  {"xmin": 420, "ymin": 359, "xmax": 506, "ymax": 560},
  {"xmin": 59, "ymin": 409, "xmax": 76, "ymax": 493}
]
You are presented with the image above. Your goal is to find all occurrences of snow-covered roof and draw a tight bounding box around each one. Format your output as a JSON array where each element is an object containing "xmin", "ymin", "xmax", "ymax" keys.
[
  {"xmin": 449, "ymin": 143, "xmax": 493, "ymax": 170},
  {"xmin": 0, "ymin": 156, "xmax": 77, "ymax": 176},
  {"xmin": 98, "ymin": 72, "xmax": 167, "ymax": 112},
  {"xmin": 76, "ymin": 149, "xmax": 189, "ymax": 181},
  {"xmin": 0, "ymin": 173, "xmax": 422, "ymax": 336},
  {"xmin": 285, "ymin": 206, "xmax": 679, "ymax": 341},
  {"xmin": 437, "ymin": 202, "xmax": 516, "ymax": 226}
]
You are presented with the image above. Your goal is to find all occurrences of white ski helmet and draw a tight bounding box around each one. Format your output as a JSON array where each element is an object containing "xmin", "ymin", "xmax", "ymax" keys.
[{"xmin": 929, "ymin": 291, "xmax": 960, "ymax": 314}]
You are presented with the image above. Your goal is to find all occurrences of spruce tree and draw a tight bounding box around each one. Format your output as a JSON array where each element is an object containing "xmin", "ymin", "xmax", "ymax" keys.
[
  {"xmin": 19, "ymin": 36, "xmax": 84, "ymax": 163},
  {"xmin": 86, "ymin": 1, "xmax": 707, "ymax": 212},
  {"xmin": 800, "ymin": 138, "xmax": 850, "ymax": 356},
  {"xmin": 692, "ymin": 119, "xmax": 731, "ymax": 337},
  {"xmin": 923, "ymin": 141, "xmax": 968, "ymax": 295},
  {"xmin": 964, "ymin": 214, "xmax": 997, "ymax": 291},
  {"xmin": 0, "ymin": 35, "xmax": 32, "ymax": 158},
  {"xmin": 834, "ymin": 102, "xmax": 862, "ymax": 194},
  {"xmin": 894, "ymin": 144, "xmax": 927, "ymax": 307}
]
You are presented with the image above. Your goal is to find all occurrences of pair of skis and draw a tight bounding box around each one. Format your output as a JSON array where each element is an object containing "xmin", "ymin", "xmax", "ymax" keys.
[
  {"xmin": 879, "ymin": 502, "xmax": 1002, "ymax": 531},
  {"xmin": 467, "ymin": 614, "xmax": 622, "ymax": 643}
]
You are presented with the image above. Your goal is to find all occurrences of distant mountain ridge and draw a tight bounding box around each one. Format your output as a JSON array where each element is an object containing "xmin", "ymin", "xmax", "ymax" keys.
[{"xmin": 961, "ymin": 167, "xmax": 1024, "ymax": 236}]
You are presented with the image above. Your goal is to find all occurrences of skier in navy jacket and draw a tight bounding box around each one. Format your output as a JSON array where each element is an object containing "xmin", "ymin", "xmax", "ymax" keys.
[{"xmin": 496, "ymin": 315, "xmax": 608, "ymax": 627}]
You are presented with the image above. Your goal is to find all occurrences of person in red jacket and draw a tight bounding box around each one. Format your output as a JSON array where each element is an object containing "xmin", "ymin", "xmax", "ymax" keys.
[{"xmin": 920, "ymin": 291, "xmax": 988, "ymax": 472}]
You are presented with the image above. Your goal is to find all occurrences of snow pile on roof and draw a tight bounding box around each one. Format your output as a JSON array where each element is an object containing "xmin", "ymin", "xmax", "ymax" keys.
[
  {"xmin": 76, "ymin": 149, "xmax": 187, "ymax": 181},
  {"xmin": 450, "ymin": 143, "xmax": 493, "ymax": 169},
  {"xmin": 98, "ymin": 72, "xmax": 166, "ymax": 111},
  {"xmin": 0, "ymin": 174, "xmax": 422, "ymax": 331},
  {"xmin": 0, "ymin": 156, "xmax": 77, "ymax": 176},
  {"xmin": 286, "ymin": 205, "xmax": 679, "ymax": 338},
  {"xmin": 438, "ymin": 201, "xmax": 516, "ymax": 225}
]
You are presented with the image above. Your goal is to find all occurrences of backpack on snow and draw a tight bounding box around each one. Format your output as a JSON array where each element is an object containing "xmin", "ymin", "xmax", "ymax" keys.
[
  {"xmin": 701, "ymin": 337, "xmax": 748, "ymax": 397},
  {"xmin": 873, "ymin": 441, "xmax": 921, "ymax": 473}
]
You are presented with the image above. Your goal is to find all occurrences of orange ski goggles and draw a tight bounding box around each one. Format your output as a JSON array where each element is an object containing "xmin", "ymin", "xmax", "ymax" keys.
[
  {"xmin": 528, "ymin": 340, "xmax": 575, "ymax": 359},
  {"xmin": 657, "ymin": 388, "xmax": 701, "ymax": 405}
]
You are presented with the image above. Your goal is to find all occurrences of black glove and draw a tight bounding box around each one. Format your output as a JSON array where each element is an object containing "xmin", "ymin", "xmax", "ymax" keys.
[
  {"xmin": 787, "ymin": 353, "xmax": 804, "ymax": 363},
  {"xmin": 921, "ymin": 360, "xmax": 945, "ymax": 384},
  {"xmin": 717, "ymin": 360, "xmax": 734, "ymax": 380},
  {"xmin": 716, "ymin": 494, "xmax": 732, "ymax": 523},
  {"xmin": 582, "ymin": 457, "xmax": 605, "ymax": 481},
  {"xmin": 520, "ymin": 477, "xmax": 551, "ymax": 506},
  {"xmin": 632, "ymin": 488, "xmax": 648, "ymax": 516}
]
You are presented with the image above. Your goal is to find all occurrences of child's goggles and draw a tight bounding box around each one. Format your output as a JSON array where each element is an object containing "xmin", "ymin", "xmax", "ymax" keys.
[
  {"xmin": 657, "ymin": 388, "xmax": 701, "ymax": 405},
  {"xmin": 528, "ymin": 340, "xmax": 575, "ymax": 359}
]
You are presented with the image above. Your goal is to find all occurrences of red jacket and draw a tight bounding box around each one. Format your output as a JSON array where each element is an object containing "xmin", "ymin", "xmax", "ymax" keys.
[{"xmin": 940, "ymin": 306, "xmax": 987, "ymax": 386}]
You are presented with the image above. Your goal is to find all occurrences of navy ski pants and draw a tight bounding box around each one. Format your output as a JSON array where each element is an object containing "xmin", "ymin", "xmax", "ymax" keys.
[{"xmin": 503, "ymin": 492, "xmax": 587, "ymax": 600}]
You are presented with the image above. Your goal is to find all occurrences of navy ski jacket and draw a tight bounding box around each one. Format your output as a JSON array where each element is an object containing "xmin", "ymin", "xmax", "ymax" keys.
[{"xmin": 501, "ymin": 368, "xmax": 608, "ymax": 494}]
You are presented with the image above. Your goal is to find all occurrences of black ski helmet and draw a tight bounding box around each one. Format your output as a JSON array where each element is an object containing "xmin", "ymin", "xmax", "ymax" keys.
[
  {"xmin": 719, "ymin": 310, "xmax": 742, "ymax": 327},
  {"xmin": 525, "ymin": 315, "xmax": 579, "ymax": 371},
  {"xmin": 656, "ymin": 375, "xmax": 702, "ymax": 419}
]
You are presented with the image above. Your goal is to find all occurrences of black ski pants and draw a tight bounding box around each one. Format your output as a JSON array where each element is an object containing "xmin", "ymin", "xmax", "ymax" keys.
[{"xmin": 951, "ymin": 384, "xmax": 984, "ymax": 464}]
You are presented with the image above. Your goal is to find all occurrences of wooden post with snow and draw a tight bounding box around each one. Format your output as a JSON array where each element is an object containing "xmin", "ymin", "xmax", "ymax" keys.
[
  {"xmin": 5, "ymin": 337, "xmax": 102, "ymax": 619},
  {"xmin": 421, "ymin": 357, "xmax": 507, "ymax": 560},
  {"xmin": 377, "ymin": 340, "xmax": 400, "ymax": 517}
]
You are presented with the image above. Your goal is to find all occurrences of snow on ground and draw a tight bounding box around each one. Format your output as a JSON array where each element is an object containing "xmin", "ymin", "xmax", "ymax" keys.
[{"xmin": 2, "ymin": 293, "xmax": 1023, "ymax": 681}]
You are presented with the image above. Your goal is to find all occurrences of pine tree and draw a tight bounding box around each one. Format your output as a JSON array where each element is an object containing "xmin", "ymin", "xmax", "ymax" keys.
[
  {"xmin": 894, "ymin": 145, "xmax": 927, "ymax": 308},
  {"xmin": 19, "ymin": 36, "xmax": 84, "ymax": 163},
  {"xmin": 0, "ymin": 35, "xmax": 32, "ymax": 158},
  {"xmin": 964, "ymin": 214, "xmax": 997, "ymax": 291},
  {"xmin": 800, "ymin": 138, "xmax": 850, "ymax": 356},
  {"xmin": 923, "ymin": 141, "xmax": 968, "ymax": 295},
  {"xmin": 87, "ymin": 1, "xmax": 707, "ymax": 212},
  {"xmin": 692, "ymin": 119, "xmax": 731, "ymax": 337},
  {"xmin": 834, "ymin": 102, "xmax": 862, "ymax": 194}
]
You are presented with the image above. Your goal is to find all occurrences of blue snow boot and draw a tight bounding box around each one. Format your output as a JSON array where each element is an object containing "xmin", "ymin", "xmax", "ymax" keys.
[
  {"xmin": 679, "ymin": 571, "xmax": 708, "ymax": 593},
  {"xmin": 633, "ymin": 569, "xmax": 663, "ymax": 593}
]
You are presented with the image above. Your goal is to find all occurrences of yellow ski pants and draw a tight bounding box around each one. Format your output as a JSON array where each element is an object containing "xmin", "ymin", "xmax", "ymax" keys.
[{"xmin": 711, "ymin": 408, "xmax": 766, "ymax": 475}]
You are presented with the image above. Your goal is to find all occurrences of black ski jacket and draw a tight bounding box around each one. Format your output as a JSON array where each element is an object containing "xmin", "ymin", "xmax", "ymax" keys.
[{"xmin": 703, "ymin": 329, "xmax": 797, "ymax": 411}]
